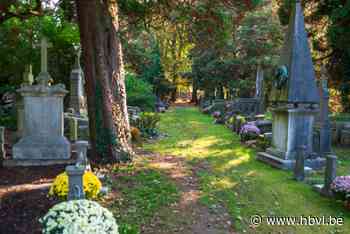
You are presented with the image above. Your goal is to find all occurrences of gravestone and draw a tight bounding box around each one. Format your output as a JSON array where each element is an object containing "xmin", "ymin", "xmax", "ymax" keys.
[
  {"xmin": 69, "ymin": 45, "xmax": 86, "ymax": 116},
  {"xmin": 257, "ymin": 1, "xmax": 323, "ymax": 170},
  {"xmin": 319, "ymin": 65, "xmax": 332, "ymax": 156},
  {"xmin": 5, "ymin": 37, "xmax": 72, "ymax": 166},
  {"xmin": 313, "ymin": 154, "xmax": 337, "ymax": 197}
]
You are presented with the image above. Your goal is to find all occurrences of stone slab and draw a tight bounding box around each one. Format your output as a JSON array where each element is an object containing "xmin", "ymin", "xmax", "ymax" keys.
[
  {"xmin": 257, "ymin": 151, "xmax": 325, "ymax": 170},
  {"xmin": 13, "ymin": 136, "xmax": 71, "ymax": 160},
  {"xmin": 3, "ymin": 158, "xmax": 75, "ymax": 167}
]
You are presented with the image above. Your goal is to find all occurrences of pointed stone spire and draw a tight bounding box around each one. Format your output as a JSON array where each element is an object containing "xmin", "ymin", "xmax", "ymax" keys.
[{"xmin": 275, "ymin": 0, "xmax": 320, "ymax": 104}]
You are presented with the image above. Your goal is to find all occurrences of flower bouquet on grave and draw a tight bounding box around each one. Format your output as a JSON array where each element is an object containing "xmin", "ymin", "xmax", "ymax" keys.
[
  {"xmin": 330, "ymin": 176, "xmax": 350, "ymax": 203},
  {"xmin": 40, "ymin": 200, "xmax": 119, "ymax": 234},
  {"xmin": 48, "ymin": 171, "xmax": 102, "ymax": 200},
  {"xmin": 239, "ymin": 122, "xmax": 261, "ymax": 142}
]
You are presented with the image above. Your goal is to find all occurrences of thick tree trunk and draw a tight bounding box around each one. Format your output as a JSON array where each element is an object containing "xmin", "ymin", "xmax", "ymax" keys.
[{"xmin": 75, "ymin": 0, "xmax": 133, "ymax": 162}]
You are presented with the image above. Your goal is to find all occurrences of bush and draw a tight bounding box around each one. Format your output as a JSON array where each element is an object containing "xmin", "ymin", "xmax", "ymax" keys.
[
  {"xmin": 130, "ymin": 126, "xmax": 142, "ymax": 143},
  {"xmin": 40, "ymin": 200, "xmax": 119, "ymax": 234},
  {"xmin": 135, "ymin": 112, "xmax": 160, "ymax": 137},
  {"xmin": 125, "ymin": 73, "xmax": 156, "ymax": 111},
  {"xmin": 48, "ymin": 171, "xmax": 102, "ymax": 200}
]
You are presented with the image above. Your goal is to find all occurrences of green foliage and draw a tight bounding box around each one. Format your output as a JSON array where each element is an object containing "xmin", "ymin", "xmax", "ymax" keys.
[
  {"xmin": 135, "ymin": 112, "xmax": 160, "ymax": 137},
  {"xmin": 0, "ymin": 11, "xmax": 79, "ymax": 88},
  {"xmin": 125, "ymin": 73, "xmax": 156, "ymax": 111}
]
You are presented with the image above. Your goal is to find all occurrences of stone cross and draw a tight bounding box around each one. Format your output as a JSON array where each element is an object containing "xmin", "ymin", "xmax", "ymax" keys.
[
  {"xmin": 321, "ymin": 154, "xmax": 337, "ymax": 197},
  {"xmin": 35, "ymin": 37, "xmax": 53, "ymax": 86},
  {"xmin": 294, "ymin": 145, "xmax": 306, "ymax": 181}
]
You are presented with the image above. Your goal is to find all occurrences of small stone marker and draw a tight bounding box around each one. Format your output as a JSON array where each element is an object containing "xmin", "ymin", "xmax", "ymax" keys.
[
  {"xmin": 321, "ymin": 154, "xmax": 337, "ymax": 197},
  {"xmin": 66, "ymin": 165, "xmax": 85, "ymax": 200},
  {"xmin": 294, "ymin": 145, "xmax": 306, "ymax": 181}
]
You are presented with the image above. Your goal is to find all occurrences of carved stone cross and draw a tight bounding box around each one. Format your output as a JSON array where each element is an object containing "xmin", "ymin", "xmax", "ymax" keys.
[{"xmin": 36, "ymin": 37, "xmax": 53, "ymax": 86}]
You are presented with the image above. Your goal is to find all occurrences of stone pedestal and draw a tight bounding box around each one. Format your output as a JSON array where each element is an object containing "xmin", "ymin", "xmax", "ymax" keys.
[
  {"xmin": 10, "ymin": 84, "xmax": 71, "ymax": 165},
  {"xmin": 66, "ymin": 165, "xmax": 85, "ymax": 200},
  {"xmin": 257, "ymin": 105, "xmax": 325, "ymax": 169}
]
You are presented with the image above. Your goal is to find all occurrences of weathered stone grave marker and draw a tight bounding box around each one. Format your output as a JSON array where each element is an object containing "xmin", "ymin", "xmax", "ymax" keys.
[
  {"xmin": 69, "ymin": 45, "xmax": 86, "ymax": 116},
  {"xmin": 4, "ymin": 37, "xmax": 72, "ymax": 166},
  {"xmin": 257, "ymin": 0, "xmax": 324, "ymax": 170}
]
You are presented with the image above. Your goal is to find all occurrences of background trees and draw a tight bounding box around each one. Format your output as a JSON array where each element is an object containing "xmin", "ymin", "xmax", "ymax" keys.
[{"xmin": 1, "ymin": 0, "xmax": 349, "ymax": 161}]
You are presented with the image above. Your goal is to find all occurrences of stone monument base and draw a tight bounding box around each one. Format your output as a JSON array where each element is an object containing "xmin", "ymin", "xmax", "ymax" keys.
[
  {"xmin": 12, "ymin": 135, "xmax": 71, "ymax": 161},
  {"xmin": 3, "ymin": 158, "xmax": 75, "ymax": 167},
  {"xmin": 257, "ymin": 150, "xmax": 325, "ymax": 170}
]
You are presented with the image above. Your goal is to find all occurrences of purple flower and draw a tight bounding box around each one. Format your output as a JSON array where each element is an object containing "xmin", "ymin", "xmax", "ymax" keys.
[
  {"xmin": 212, "ymin": 111, "xmax": 221, "ymax": 118},
  {"xmin": 331, "ymin": 176, "xmax": 350, "ymax": 193},
  {"xmin": 240, "ymin": 123, "xmax": 261, "ymax": 135}
]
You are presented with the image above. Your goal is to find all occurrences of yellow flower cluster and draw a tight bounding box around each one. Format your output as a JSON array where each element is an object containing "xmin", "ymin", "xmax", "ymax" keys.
[{"xmin": 48, "ymin": 171, "xmax": 102, "ymax": 200}]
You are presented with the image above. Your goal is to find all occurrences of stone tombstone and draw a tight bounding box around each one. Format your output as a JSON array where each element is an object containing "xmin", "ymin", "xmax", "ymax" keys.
[
  {"xmin": 69, "ymin": 45, "xmax": 86, "ymax": 116},
  {"xmin": 319, "ymin": 65, "xmax": 332, "ymax": 156},
  {"xmin": 11, "ymin": 37, "xmax": 71, "ymax": 165},
  {"xmin": 294, "ymin": 145, "xmax": 306, "ymax": 181},
  {"xmin": 321, "ymin": 154, "xmax": 337, "ymax": 197},
  {"xmin": 66, "ymin": 165, "xmax": 85, "ymax": 200},
  {"xmin": 257, "ymin": 0, "xmax": 323, "ymax": 170}
]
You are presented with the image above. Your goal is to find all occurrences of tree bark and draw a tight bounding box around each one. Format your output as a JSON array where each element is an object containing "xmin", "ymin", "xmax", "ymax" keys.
[{"xmin": 75, "ymin": 0, "xmax": 133, "ymax": 162}]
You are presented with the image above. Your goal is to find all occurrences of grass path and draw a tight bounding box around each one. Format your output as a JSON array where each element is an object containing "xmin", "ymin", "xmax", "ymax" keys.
[
  {"xmin": 143, "ymin": 107, "xmax": 350, "ymax": 234},
  {"xmin": 104, "ymin": 106, "xmax": 350, "ymax": 234}
]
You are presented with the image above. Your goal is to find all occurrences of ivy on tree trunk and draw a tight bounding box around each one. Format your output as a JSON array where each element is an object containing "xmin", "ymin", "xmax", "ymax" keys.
[{"xmin": 75, "ymin": 0, "xmax": 133, "ymax": 162}]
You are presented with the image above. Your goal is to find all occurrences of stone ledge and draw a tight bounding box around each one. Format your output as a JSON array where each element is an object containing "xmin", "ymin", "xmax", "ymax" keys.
[{"xmin": 2, "ymin": 158, "xmax": 76, "ymax": 167}]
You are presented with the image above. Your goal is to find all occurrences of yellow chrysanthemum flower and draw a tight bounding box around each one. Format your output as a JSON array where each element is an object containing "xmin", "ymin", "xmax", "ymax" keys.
[{"xmin": 49, "ymin": 171, "xmax": 102, "ymax": 200}]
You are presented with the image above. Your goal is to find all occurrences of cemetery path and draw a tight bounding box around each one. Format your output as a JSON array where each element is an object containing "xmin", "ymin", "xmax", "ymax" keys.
[{"xmin": 137, "ymin": 151, "xmax": 236, "ymax": 234}]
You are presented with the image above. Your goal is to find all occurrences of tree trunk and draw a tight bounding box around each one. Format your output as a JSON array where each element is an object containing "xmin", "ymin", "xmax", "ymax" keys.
[
  {"xmin": 191, "ymin": 80, "xmax": 198, "ymax": 104},
  {"xmin": 75, "ymin": 0, "xmax": 133, "ymax": 162}
]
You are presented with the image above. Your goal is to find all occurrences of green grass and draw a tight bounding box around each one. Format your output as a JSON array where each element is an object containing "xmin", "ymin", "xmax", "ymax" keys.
[
  {"xmin": 144, "ymin": 107, "xmax": 350, "ymax": 234},
  {"xmin": 103, "ymin": 163, "xmax": 179, "ymax": 234}
]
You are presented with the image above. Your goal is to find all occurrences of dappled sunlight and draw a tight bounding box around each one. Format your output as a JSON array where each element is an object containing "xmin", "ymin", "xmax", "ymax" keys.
[
  {"xmin": 245, "ymin": 170, "xmax": 257, "ymax": 177},
  {"xmin": 218, "ymin": 155, "xmax": 251, "ymax": 172},
  {"xmin": 210, "ymin": 177, "xmax": 237, "ymax": 190}
]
